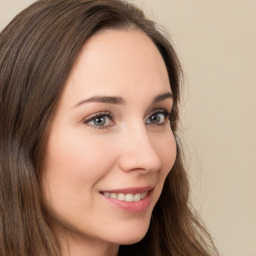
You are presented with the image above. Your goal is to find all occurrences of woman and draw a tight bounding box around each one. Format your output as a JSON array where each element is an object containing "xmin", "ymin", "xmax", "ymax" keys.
[{"xmin": 0, "ymin": 0, "xmax": 219, "ymax": 255}]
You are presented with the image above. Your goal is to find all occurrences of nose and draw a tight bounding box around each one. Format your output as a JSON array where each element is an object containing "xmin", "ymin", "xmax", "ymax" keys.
[{"xmin": 117, "ymin": 124, "xmax": 161, "ymax": 173}]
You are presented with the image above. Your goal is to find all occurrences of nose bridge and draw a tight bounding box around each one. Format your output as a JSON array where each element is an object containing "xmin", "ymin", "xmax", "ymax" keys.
[{"xmin": 118, "ymin": 122, "xmax": 161, "ymax": 172}]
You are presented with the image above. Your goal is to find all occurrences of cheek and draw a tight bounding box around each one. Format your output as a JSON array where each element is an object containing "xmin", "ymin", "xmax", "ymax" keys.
[
  {"xmin": 42, "ymin": 130, "xmax": 118, "ymax": 207},
  {"xmin": 45, "ymin": 131, "xmax": 113, "ymax": 181},
  {"xmin": 41, "ymin": 131, "xmax": 118, "ymax": 222}
]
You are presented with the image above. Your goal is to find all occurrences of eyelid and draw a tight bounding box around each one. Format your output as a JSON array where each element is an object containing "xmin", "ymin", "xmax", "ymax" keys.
[
  {"xmin": 149, "ymin": 108, "xmax": 169, "ymax": 115},
  {"xmin": 147, "ymin": 108, "xmax": 170, "ymax": 117}
]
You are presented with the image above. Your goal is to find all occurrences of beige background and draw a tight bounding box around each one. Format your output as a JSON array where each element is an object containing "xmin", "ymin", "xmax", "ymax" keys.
[{"xmin": 1, "ymin": 1, "xmax": 255, "ymax": 255}]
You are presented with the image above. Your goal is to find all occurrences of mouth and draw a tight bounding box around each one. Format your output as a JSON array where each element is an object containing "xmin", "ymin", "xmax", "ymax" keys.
[
  {"xmin": 100, "ymin": 186, "xmax": 154, "ymax": 213},
  {"xmin": 101, "ymin": 191, "xmax": 148, "ymax": 202}
]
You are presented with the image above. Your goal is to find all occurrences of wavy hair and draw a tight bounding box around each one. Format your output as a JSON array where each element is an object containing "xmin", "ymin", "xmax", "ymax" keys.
[{"xmin": 0, "ymin": 0, "xmax": 219, "ymax": 255}]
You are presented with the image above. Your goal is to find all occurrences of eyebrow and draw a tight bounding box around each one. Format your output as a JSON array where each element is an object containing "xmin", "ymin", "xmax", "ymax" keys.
[
  {"xmin": 152, "ymin": 92, "xmax": 173, "ymax": 104},
  {"xmin": 74, "ymin": 92, "xmax": 173, "ymax": 108},
  {"xmin": 74, "ymin": 96, "xmax": 125, "ymax": 107}
]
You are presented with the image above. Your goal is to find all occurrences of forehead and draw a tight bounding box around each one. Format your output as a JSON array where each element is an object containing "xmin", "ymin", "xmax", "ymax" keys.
[{"xmin": 61, "ymin": 29, "xmax": 171, "ymax": 106}]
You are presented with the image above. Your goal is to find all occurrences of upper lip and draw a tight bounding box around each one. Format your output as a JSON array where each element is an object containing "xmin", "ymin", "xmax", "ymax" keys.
[{"xmin": 101, "ymin": 185, "xmax": 154, "ymax": 194}]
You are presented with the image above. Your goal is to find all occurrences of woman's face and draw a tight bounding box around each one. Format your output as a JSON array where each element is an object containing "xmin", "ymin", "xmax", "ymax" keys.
[{"xmin": 42, "ymin": 29, "xmax": 176, "ymax": 250}]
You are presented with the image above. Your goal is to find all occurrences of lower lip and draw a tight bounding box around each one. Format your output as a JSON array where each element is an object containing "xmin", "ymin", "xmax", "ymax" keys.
[{"xmin": 101, "ymin": 191, "xmax": 152, "ymax": 213}]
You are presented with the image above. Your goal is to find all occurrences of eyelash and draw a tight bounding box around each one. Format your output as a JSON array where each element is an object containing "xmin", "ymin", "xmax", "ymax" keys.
[
  {"xmin": 145, "ymin": 109, "xmax": 170, "ymax": 125},
  {"xmin": 83, "ymin": 109, "xmax": 173, "ymax": 130},
  {"xmin": 83, "ymin": 111, "xmax": 113, "ymax": 130}
]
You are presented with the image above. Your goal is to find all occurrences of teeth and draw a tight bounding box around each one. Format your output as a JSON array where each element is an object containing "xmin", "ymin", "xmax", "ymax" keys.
[
  {"xmin": 117, "ymin": 193, "xmax": 125, "ymax": 200},
  {"xmin": 125, "ymin": 194, "xmax": 134, "ymax": 202},
  {"xmin": 133, "ymin": 193, "xmax": 140, "ymax": 202},
  {"xmin": 140, "ymin": 192, "xmax": 147, "ymax": 199},
  {"xmin": 103, "ymin": 192, "xmax": 148, "ymax": 202},
  {"xmin": 110, "ymin": 193, "xmax": 117, "ymax": 199},
  {"xmin": 104, "ymin": 192, "xmax": 110, "ymax": 198}
]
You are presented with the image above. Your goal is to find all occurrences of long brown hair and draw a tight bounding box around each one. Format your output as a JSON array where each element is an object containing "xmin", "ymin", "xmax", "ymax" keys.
[{"xmin": 0, "ymin": 0, "xmax": 219, "ymax": 255}]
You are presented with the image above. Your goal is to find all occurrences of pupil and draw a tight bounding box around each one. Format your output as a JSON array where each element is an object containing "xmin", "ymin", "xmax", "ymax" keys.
[
  {"xmin": 94, "ymin": 117, "xmax": 105, "ymax": 126},
  {"xmin": 151, "ymin": 114, "xmax": 160, "ymax": 123}
]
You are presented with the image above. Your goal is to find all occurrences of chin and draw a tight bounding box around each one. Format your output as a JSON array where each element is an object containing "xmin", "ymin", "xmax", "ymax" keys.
[
  {"xmin": 119, "ymin": 234, "xmax": 147, "ymax": 245},
  {"xmin": 109, "ymin": 220, "xmax": 150, "ymax": 245}
]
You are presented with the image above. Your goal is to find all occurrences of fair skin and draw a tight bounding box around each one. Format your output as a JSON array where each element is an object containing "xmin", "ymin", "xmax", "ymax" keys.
[{"xmin": 42, "ymin": 28, "xmax": 176, "ymax": 256}]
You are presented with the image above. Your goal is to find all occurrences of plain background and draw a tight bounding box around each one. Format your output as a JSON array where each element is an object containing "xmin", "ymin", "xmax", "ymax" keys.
[{"xmin": 0, "ymin": 1, "xmax": 255, "ymax": 255}]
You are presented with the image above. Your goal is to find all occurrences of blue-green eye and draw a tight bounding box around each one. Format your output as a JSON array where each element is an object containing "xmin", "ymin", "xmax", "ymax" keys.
[
  {"xmin": 145, "ymin": 110, "xmax": 169, "ymax": 125},
  {"xmin": 89, "ymin": 116, "xmax": 108, "ymax": 126},
  {"xmin": 84, "ymin": 112, "xmax": 114, "ymax": 128}
]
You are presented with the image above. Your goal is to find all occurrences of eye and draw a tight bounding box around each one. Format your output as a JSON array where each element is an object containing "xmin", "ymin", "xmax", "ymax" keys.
[
  {"xmin": 145, "ymin": 109, "xmax": 170, "ymax": 125},
  {"xmin": 83, "ymin": 112, "xmax": 114, "ymax": 129}
]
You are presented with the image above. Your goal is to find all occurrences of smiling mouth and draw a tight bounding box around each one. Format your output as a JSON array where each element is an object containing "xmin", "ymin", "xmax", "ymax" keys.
[
  {"xmin": 102, "ymin": 192, "xmax": 148, "ymax": 202},
  {"xmin": 100, "ymin": 187, "xmax": 153, "ymax": 212}
]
